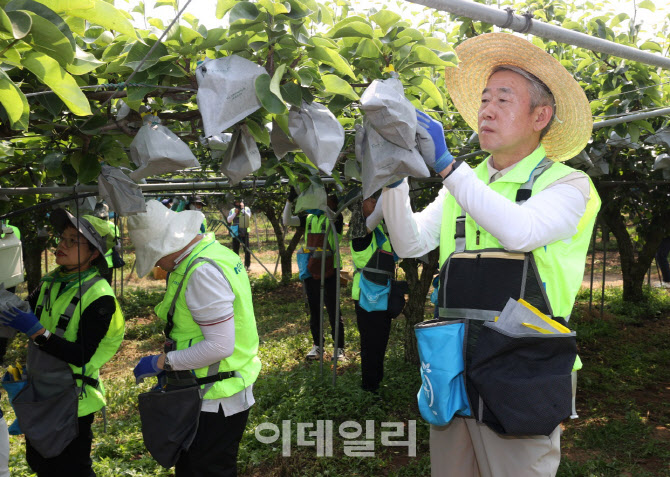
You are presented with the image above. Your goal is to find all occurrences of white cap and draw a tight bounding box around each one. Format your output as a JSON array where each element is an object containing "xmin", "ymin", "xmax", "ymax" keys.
[{"xmin": 127, "ymin": 200, "xmax": 204, "ymax": 278}]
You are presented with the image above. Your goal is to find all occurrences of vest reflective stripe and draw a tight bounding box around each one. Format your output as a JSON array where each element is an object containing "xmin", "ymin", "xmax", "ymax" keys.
[
  {"xmin": 36, "ymin": 272, "xmax": 125, "ymax": 416},
  {"xmin": 154, "ymin": 234, "xmax": 261, "ymax": 399},
  {"xmin": 439, "ymin": 150, "xmax": 600, "ymax": 318},
  {"xmin": 350, "ymin": 225, "xmax": 393, "ymax": 300}
]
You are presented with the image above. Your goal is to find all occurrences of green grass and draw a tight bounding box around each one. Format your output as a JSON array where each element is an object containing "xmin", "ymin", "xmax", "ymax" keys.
[{"xmin": 2, "ymin": 282, "xmax": 669, "ymax": 476}]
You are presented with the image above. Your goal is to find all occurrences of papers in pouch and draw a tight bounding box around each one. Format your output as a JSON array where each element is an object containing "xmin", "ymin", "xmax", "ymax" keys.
[
  {"xmin": 196, "ymin": 55, "xmax": 267, "ymax": 138},
  {"xmin": 492, "ymin": 298, "xmax": 572, "ymax": 335}
]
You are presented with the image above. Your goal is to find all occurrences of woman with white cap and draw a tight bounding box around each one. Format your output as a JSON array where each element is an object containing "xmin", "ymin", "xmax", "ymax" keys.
[
  {"xmin": 128, "ymin": 200, "xmax": 261, "ymax": 477},
  {"xmin": 0, "ymin": 208, "xmax": 125, "ymax": 477}
]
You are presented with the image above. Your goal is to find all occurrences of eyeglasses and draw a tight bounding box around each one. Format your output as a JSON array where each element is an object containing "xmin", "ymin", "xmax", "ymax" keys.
[{"xmin": 57, "ymin": 235, "xmax": 85, "ymax": 248}]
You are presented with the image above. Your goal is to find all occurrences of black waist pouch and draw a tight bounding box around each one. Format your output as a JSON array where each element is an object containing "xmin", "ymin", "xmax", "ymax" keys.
[
  {"xmin": 138, "ymin": 386, "xmax": 202, "ymax": 468},
  {"xmin": 469, "ymin": 323, "xmax": 576, "ymax": 436}
]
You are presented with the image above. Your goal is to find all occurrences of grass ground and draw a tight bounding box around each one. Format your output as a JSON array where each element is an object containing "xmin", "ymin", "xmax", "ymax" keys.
[{"xmin": 3, "ymin": 224, "xmax": 669, "ymax": 476}]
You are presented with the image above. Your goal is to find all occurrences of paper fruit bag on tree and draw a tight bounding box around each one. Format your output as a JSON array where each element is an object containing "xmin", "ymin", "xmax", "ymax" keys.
[
  {"xmin": 355, "ymin": 120, "xmax": 429, "ymax": 199},
  {"xmin": 270, "ymin": 120, "xmax": 299, "ymax": 159},
  {"xmin": 294, "ymin": 181, "xmax": 328, "ymax": 214},
  {"xmin": 220, "ymin": 124, "xmax": 261, "ymax": 185},
  {"xmin": 128, "ymin": 115, "xmax": 199, "ymax": 181},
  {"xmin": 289, "ymin": 101, "xmax": 344, "ymax": 175},
  {"xmin": 196, "ymin": 55, "xmax": 267, "ymax": 138},
  {"xmin": 98, "ymin": 165, "xmax": 146, "ymax": 216},
  {"xmin": 360, "ymin": 76, "xmax": 417, "ymax": 150}
]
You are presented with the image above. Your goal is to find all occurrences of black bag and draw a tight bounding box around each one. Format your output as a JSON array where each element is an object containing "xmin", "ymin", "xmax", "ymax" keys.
[
  {"xmin": 469, "ymin": 323, "xmax": 576, "ymax": 436},
  {"xmin": 387, "ymin": 280, "xmax": 408, "ymax": 319},
  {"xmin": 138, "ymin": 386, "xmax": 203, "ymax": 468}
]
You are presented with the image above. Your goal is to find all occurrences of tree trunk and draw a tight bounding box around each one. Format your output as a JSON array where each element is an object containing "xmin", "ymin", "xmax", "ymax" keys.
[
  {"xmin": 23, "ymin": 235, "xmax": 47, "ymax": 294},
  {"xmin": 399, "ymin": 249, "xmax": 440, "ymax": 365},
  {"xmin": 257, "ymin": 204, "xmax": 304, "ymax": 283},
  {"xmin": 600, "ymin": 197, "xmax": 666, "ymax": 303}
]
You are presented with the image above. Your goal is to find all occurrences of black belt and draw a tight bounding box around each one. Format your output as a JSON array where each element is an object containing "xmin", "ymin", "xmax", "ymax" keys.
[
  {"xmin": 73, "ymin": 373, "xmax": 99, "ymax": 389},
  {"xmin": 166, "ymin": 370, "xmax": 236, "ymax": 388}
]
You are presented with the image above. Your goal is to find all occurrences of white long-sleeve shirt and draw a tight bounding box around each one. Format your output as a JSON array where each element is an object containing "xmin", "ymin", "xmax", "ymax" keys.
[
  {"xmin": 227, "ymin": 206, "xmax": 251, "ymax": 224},
  {"xmin": 381, "ymin": 156, "xmax": 590, "ymax": 258},
  {"xmin": 166, "ymin": 239, "xmax": 254, "ymax": 415}
]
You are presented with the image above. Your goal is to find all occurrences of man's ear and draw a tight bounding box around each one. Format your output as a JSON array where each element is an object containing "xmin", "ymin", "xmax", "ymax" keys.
[{"xmin": 533, "ymin": 105, "xmax": 553, "ymax": 132}]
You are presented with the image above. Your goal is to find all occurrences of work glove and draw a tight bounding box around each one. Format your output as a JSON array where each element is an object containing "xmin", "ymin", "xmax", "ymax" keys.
[
  {"xmin": 0, "ymin": 307, "xmax": 44, "ymax": 337},
  {"xmin": 415, "ymin": 109, "xmax": 454, "ymax": 174},
  {"xmin": 134, "ymin": 354, "xmax": 162, "ymax": 384}
]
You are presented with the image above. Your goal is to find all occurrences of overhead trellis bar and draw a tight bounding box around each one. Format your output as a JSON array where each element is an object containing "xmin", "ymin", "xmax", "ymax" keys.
[
  {"xmin": 592, "ymin": 107, "xmax": 670, "ymax": 129},
  {"xmin": 405, "ymin": 0, "xmax": 670, "ymax": 70}
]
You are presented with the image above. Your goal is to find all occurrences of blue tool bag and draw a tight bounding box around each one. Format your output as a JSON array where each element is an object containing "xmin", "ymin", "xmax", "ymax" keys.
[
  {"xmin": 359, "ymin": 275, "xmax": 391, "ymax": 312},
  {"xmin": 415, "ymin": 319, "xmax": 470, "ymax": 425},
  {"xmin": 230, "ymin": 225, "xmax": 239, "ymax": 238},
  {"xmin": 296, "ymin": 249, "xmax": 312, "ymax": 281}
]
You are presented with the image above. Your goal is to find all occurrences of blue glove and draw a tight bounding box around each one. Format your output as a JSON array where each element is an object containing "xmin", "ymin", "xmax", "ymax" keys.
[
  {"xmin": 415, "ymin": 109, "xmax": 454, "ymax": 174},
  {"xmin": 134, "ymin": 355, "xmax": 162, "ymax": 384},
  {"xmin": 0, "ymin": 307, "xmax": 44, "ymax": 336},
  {"xmin": 386, "ymin": 179, "xmax": 404, "ymax": 188}
]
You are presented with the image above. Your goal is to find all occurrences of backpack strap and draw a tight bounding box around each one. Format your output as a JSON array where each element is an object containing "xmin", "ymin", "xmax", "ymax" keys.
[{"xmin": 54, "ymin": 276, "xmax": 105, "ymax": 338}]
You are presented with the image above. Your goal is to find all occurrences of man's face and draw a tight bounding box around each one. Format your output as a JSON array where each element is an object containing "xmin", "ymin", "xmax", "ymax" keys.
[{"xmin": 478, "ymin": 70, "xmax": 542, "ymax": 158}]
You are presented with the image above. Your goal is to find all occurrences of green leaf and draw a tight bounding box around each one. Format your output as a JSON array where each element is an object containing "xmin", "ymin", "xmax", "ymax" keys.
[
  {"xmin": 370, "ymin": 10, "xmax": 401, "ymax": 34},
  {"xmin": 36, "ymin": 90, "xmax": 64, "ymax": 117},
  {"xmin": 5, "ymin": 0, "xmax": 75, "ymax": 48},
  {"xmin": 246, "ymin": 119, "xmax": 270, "ymax": 146},
  {"xmin": 220, "ymin": 34, "xmax": 250, "ymax": 52},
  {"xmin": 397, "ymin": 28, "xmax": 424, "ymax": 42},
  {"xmin": 281, "ymin": 0, "xmax": 312, "ymax": 20},
  {"xmin": 43, "ymin": 152, "xmax": 64, "ymax": 177},
  {"xmin": 628, "ymin": 123, "xmax": 640, "ymax": 144},
  {"xmin": 3, "ymin": 10, "xmax": 32, "ymax": 39},
  {"xmin": 21, "ymin": 51, "xmax": 92, "ymax": 116},
  {"xmin": 408, "ymin": 75, "xmax": 444, "ymax": 109},
  {"xmin": 307, "ymin": 46, "xmax": 356, "ymax": 80},
  {"xmin": 321, "ymin": 74, "xmax": 359, "ymax": 100},
  {"xmin": 77, "ymin": 152, "xmax": 101, "ymax": 183},
  {"xmin": 576, "ymin": 57, "xmax": 592, "ymax": 73},
  {"xmin": 229, "ymin": 2, "xmax": 260, "ymax": 23},
  {"xmin": 216, "ymin": 0, "xmax": 238, "ymax": 18},
  {"xmin": 328, "ymin": 20, "xmax": 373, "ymax": 39},
  {"xmin": 23, "ymin": 12, "xmax": 74, "ymax": 67},
  {"xmin": 155, "ymin": 0, "xmax": 177, "ymax": 8},
  {"xmin": 66, "ymin": 47, "xmax": 104, "ymax": 75},
  {"xmin": 408, "ymin": 45, "xmax": 454, "ymax": 67},
  {"xmin": 280, "ymin": 82, "xmax": 302, "ymax": 108},
  {"xmin": 124, "ymin": 39, "xmax": 168, "ymax": 72},
  {"xmin": 637, "ymin": 0, "xmax": 655, "ymax": 11},
  {"xmin": 61, "ymin": 0, "xmax": 137, "ymax": 40},
  {"xmin": 639, "ymin": 40, "xmax": 662, "ymax": 53},
  {"xmin": 269, "ymin": 63, "xmax": 286, "ymax": 102},
  {"xmin": 0, "ymin": 68, "xmax": 29, "ymax": 129},
  {"xmin": 255, "ymin": 74, "xmax": 286, "ymax": 114},
  {"xmin": 179, "ymin": 25, "xmax": 203, "ymax": 44},
  {"xmin": 354, "ymin": 38, "xmax": 381, "ymax": 59}
]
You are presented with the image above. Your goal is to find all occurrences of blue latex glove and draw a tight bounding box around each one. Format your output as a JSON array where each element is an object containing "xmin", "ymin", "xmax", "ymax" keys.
[
  {"xmin": 0, "ymin": 307, "xmax": 44, "ymax": 336},
  {"xmin": 386, "ymin": 179, "xmax": 404, "ymax": 188},
  {"xmin": 134, "ymin": 355, "xmax": 162, "ymax": 384},
  {"xmin": 415, "ymin": 109, "xmax": 454, "ymax": 174}
]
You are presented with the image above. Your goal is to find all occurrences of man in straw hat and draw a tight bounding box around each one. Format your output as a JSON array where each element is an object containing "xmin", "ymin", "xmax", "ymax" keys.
[
  {"xmin": 381, "ymin": 32, "xmax": 600, "ymax": 476},
  {"xmin": 127, "ymin": 200, "xmax": 261, "ymax": 476}
]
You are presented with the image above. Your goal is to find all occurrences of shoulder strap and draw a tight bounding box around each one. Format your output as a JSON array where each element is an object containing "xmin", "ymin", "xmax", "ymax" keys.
[
  {"xmin": 454, "ymin": 157, "xmax": 554, "ymax": 252},
  {"xmin": 54, "ymin": 276, "xmax": 105, "ymax": 337},
  {"xmin": 164, "ymin": 256, "xmax": 227, "ymax": 340}
]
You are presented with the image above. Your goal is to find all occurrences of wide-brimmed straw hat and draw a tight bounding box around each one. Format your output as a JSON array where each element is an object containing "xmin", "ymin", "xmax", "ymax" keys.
[
  {"xmin": 444, "ymin": 32, "xmax": 592, "ymax": 162},
  {"xmin": 127, "ymin": 200, "xmax": 204, "ymax": 278}
]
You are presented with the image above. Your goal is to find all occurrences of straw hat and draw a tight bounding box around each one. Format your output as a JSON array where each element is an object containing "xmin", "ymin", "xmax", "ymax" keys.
[
  {"xmin": 444, "ymin": 32, "xmax": 592, "ymax": 162},
  {"xmin": 127, "ymin": 200, "xmax": 205, "ymax": 278}
]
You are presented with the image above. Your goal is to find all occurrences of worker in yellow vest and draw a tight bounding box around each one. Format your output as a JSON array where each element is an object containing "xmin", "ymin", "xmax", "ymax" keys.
[
  {"xmin": 350, "ymin": 196, "xmax": 398, "ymax": 393},
  {"xmin": 128, "ymin": 200, "xmax": 261, "ymax": 476},
  {"xmin": 381, "ymin": 33, "xmax": 600, "ymax": 476},
  {"xmin": 0, "ymin": 209, "xmax": 124, "ymax": 476}
]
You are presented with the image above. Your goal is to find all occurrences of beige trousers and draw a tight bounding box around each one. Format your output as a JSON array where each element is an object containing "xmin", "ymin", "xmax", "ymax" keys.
[{"xmin": 430, "ymin": 417, "xmax": 561, "ymax": 477}]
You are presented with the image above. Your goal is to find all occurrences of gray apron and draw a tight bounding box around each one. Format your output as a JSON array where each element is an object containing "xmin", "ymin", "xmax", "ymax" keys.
[{"xmin": 13, "ymin": 276, "xmax": 104, "ymax": 458}]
